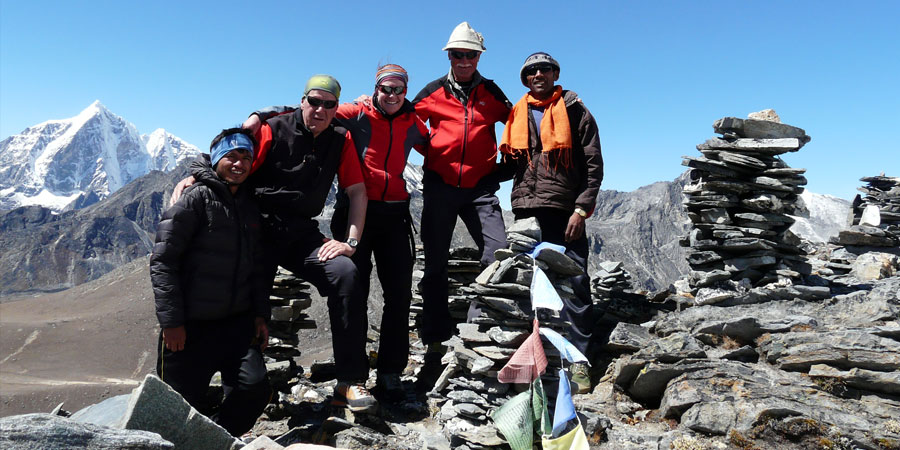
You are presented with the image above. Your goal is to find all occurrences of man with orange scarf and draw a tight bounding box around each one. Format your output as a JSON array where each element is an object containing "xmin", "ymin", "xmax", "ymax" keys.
[{"xmin": 499, "ymin": 52, "xmax": 603, "ymax": 394}]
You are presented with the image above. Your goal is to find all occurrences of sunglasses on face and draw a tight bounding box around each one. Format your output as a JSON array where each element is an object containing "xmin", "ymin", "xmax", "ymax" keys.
[
  {"xmin": 377, "ymin": 85, "xmax": 406, "ymax": 95},
  {"xmin": 524, "ymin": 65, "xmax": 556, "ymax": 77},
  {"xmin": 449, "ymin": 50, "xmax": 480, "ymax": 60},
  {"xmin": 306, "ymin": 96, "xmax": 337, "ymax": 109}
]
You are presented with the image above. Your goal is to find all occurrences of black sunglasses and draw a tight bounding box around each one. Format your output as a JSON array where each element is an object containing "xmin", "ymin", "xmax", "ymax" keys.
[
  {"xmin": 524, "ymin": 65, "xmax": 556, "ymax": 77},
  {"xmin": 377, "ymin": 85, "xmax": 406, "ymax": 95},
  {"xmin": 449, "ymin": 50, "xmax": 480, "ymax": 60},
  {"xmin": 306, "ymin": 96, "xmax": 337, "ymax": 109}
]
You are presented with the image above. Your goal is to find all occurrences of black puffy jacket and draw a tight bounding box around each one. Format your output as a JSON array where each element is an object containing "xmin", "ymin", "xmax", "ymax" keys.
[{"xmin": 150, "ymin": 155, "xmax": 268, "ymax": 329}]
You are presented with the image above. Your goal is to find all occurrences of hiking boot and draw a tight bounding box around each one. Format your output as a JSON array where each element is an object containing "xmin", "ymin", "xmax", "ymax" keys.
[
  {"xmin": 376, "ymin": 373, "xmax": 406, "ymax": 402},
  {"xmin": 415, "ymin": 344, "xmax": 446, "ymax": 394},
  {"xmin": 332, "ymin": 382, "xmax": 378, "ymax": 413},
  {"xmin": 569, "ymin": 363, "xmax": 592, "ymax": 394}
]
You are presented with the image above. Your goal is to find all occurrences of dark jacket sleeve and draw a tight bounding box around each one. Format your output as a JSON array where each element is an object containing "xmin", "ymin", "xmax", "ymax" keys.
[
  {"xmin": 250, "ymin": 213, "xmax": 270, "ymax": 322},
  {"xmin": 574, "ymin": 103, "xmax": 604, "ymax": 214},
  {"xmin": 149, "ymin": 187, "xmax": 204, "ymax": 329},
  {"xmin": 253, "ymin": 104, "xmax": 300, "ymax": 122}
]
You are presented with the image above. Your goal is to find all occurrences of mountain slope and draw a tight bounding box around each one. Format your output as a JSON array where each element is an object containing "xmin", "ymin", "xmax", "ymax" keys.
[{"xmin": 0, "ymin": 101, "xmax": 198, "ymax": 212}]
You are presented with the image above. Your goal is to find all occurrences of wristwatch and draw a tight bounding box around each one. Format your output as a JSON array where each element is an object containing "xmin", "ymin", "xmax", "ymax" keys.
[
  {"xmin": 346, "ymin": 237, "xmax": 359, "ymax": 249},
  {"xmin": 574, "ymin": 207, "xmax": 587, "ymax": 218}
]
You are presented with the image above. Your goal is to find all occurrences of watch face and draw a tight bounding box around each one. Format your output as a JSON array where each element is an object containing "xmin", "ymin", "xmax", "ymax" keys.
[{"xmin": 347, "ymin": 238, "xmax": 359, "ymax": 248}]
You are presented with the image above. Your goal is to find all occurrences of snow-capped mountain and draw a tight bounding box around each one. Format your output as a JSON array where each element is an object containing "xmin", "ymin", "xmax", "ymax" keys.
[
  {"xmin": 789, "ymin": 189, "xmax": 851, "ymax": 243},
  {"xmin": 0, "ymin": 101, "xmax": 199, "ymax": 212}
]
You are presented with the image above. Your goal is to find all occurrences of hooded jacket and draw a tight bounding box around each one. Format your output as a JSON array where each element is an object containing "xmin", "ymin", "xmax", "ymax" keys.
[
  {"xmin": 505, "ymin": 90, "xmax": 603, "ymax": 214},
  {"xmin": 413, "ymin": 72, "xmax": 511, "ymax": 188},
  {"xmin": 151, "ymin": 155, "xmax": 268, "ymax": 329}
]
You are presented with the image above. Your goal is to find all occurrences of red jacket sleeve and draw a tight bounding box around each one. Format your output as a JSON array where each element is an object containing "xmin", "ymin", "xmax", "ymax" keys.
[
  {"xmin": 337, "ymin": 132, "xmax": 364, "ymax": 188},
  {"xmin": 250, "ymin": 123, "xmax": 272, "ymax": 175}
]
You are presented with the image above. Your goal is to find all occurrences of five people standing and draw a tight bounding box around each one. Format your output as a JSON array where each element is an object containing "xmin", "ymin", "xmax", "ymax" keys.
[{"xmin": 153, "ymin": 21, "xmax": 603, "ymax": 426}]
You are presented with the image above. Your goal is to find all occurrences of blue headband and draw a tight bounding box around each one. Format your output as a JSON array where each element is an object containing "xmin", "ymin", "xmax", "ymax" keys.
[{"xmin": 210, "ymin": 133, "xmax": 255, "ymax": 167}]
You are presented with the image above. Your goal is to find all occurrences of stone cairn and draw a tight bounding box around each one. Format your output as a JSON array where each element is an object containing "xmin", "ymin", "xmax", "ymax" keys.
[
  {"xmin": 264, "ymin": 268, "xmax": 315, "ymax": 387},
  {"xmin": 830, "ymin": 175, "xmax": 900, "ymax": 249},
  {"xmin": 423, "ymin": 218, "xmax": 595, "ymax": 449},
  {"xmin": 679, "ymin": 111, "xmax": 829, "ymax": 305},
  {"xmin": 591, "ymin": 261, "xmax": 633, "ymax": 299},
  {"xmin": 410, "ymin": 246, "xmax": 483, "ymax": 331}
]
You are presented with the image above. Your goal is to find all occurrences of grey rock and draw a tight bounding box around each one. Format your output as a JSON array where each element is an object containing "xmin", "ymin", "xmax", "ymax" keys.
[
  {"xmin": 723, "ymin": 255, "xmax": 777, "ymax": 272},
  {"xmin": 606, "ymin": 323, "xmax": 653, "ymax": 352},
  {"xmin": 680, "ymin": 401, "xmax": 737, "ymax": 435},
  {"xmin": 243, "ymin": 436, "xmax": 285, "ymax": 449},
  {"xmin": 694, "ymin": 288, "xmax": 735, "ymax": 305},
  {"xmin": 634, "ymin": 332, "xmax": 707, "ymax": 363},
  {"xmin": 70, "ymin": 394, "xmax": 131, "ymax": 428},
  {"xmin": 486, "ymin": 326, "xmax": 528, "ymax": 346},
  {"xmin": 713, "ymin": 117, "xmax": 809, "ymax": 141},
  {"xmin": 506, "ymin": 217, "xmax": 541, "ymax": 240},
  {"xmin": 534, "ymin": 247, "xmax": 583, "ymax": 276},
  {"xmin": 698, "ymin": 137, "xmax": 804, "ymax": 155},
  {"xmin": 121, "ymin": 374, "xmax": 241, "ymax": 450},
  {"xmin": 850, "ymin": 251, "xmax": 899, "ymax": 281},
  {"xmin": 690, "ymin": 269, "xmax": 731, "ymax": 287},
  {"xmin": 456, "ymin": 323, "xmax": 492, "ymax": 344},
  {"xmin": 809, "ymin": 364, "xmax": 900, "ymax": 395},
  {"xmin": 759, "ymin": 329, "xmax": 900, "ymax": 372},
  {"xmin": 0, "ymin": 413, "xmax": 173, "ymax": 449}
]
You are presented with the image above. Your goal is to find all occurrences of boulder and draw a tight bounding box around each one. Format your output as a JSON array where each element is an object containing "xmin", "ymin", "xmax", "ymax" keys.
[{"xmin": 0, "ymin": 413, "xmax": 173, "ymax": 449}]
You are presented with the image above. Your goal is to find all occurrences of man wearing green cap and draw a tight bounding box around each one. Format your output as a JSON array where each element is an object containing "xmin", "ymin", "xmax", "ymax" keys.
[
  {"xmin": 248, "ymin": 74, "xmax": 377, "ymax": 411},
  {"xmin": 171, "ymin": 74, "xmax": 377, "ymax": 412}
]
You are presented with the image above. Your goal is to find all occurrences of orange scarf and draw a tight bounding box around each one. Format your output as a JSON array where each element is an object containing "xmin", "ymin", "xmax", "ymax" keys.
[{"xmin": 500, "ymin": 86, "xmax": 572, "ymax": 168}]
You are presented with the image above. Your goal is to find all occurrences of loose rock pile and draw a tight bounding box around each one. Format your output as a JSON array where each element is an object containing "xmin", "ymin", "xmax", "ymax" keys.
[
  {"xmin": 830, "ymin": 175, "xmax": 900, "ymax": 248},
  {"xmin": 423, "ymin": 219, "xmax": 605, "ymax": 449},
  {"xmin": 591, "ymin": 261, "xmax": 634, "ymax": 299},
  {"xmin": 410, "ymin": 246, "xmax": 482, "ymax": 330}
]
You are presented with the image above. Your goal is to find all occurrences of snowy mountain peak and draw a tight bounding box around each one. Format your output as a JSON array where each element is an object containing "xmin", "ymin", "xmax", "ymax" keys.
[{"xmin": 0, "ymin": 102, "xmax": 199, "ymax": 212}]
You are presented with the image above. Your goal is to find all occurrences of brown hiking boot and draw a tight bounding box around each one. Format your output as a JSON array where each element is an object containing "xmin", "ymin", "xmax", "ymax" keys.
[
  {"xmin": 332, "ymin": 382, "xmax": 378, "ymax": 413},
  {"xmin": 569, "ymin": 363, "xmax": 592, "ymax": 394}
]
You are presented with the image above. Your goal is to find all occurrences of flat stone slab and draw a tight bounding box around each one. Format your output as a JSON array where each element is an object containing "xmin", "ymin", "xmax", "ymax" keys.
[
  {"xmin": 606, "ymin": 323, "xmax": 653, "ymax": 352},
  {"xmin": 758, "ymin": 329, "xmax": 900, "ymax": 372},
  {"xmin": 713, "ymin": 117, "xmax": 810, "ymax": 141},
  {"xmin": 121, "ymin": 374, "xmax": 241, "ymax": 450},
  {"xmin": 0, "ymin": 413, "xmax": 173, "ymax": 449},
  {"xmin": 809, "ymin": 364, "xmax": 900, "ymax": 395},
  {"xmin": 698, "ymin": 137, "xmax": 804, "ymax": 155}
]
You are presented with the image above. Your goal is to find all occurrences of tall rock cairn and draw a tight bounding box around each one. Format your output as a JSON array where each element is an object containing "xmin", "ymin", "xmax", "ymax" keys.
[{"xmin": 680, "ymin": 110, "xmax": 812, "ymax": 291}]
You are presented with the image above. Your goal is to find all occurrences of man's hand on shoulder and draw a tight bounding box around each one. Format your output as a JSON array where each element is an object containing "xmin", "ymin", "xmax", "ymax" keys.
[
  {"xmin": 242, "ymin": 114, "xmax": 262, "ymax": 134},
  {"xmin": 162, "ymin": 326, "xmax": 186, "ymax": 352},
  {"xmin": 169, "ymin": 176, "xmax": 196, "ymax": 207},
  {"xmin": 317, "ymin": 238, "xmax": 355, "ymax": 262}
]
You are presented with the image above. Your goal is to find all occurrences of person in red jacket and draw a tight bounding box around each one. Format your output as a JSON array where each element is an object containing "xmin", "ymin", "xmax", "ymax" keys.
[
  {"xmin": 244, "ymin": 65, "xmax": 429, "ymax": 402},
  {"xmin": 411, "ymin": 21, "xmax": 513, "ymax": 393}
]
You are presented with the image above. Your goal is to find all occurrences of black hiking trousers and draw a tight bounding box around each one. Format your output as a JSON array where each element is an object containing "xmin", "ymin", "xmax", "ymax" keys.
[
  {"xmin": 419, "ymin": 170, "xmax": 507, "ymax": 345},
  {"xmin": 514, "ymin": 207, "xmax": 593, "ymax": 355},
  {"xmin": 156, "ymin": 314, "xmax": 271, "ymax": 436},
  {"xmin": 332, "ymin": 200, "xmax": 415, "ymax": 375}
]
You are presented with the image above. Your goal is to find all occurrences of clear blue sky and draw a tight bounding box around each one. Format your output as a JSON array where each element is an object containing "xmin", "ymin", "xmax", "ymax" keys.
[{"xmin": 2, "ymin": 1, "xmax": 898, "ymax": 206}]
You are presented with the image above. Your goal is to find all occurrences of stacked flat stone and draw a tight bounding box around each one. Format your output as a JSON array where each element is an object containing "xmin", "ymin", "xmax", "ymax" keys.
[
  {"xmin": 680, "ymin": 113, "xmax": 812, "ymax": 288},
  {"xmin": 427, "ymin": 220, "xmax": 584, "ymax": 448},
  {"xmin": 410, "ymin": 246, "xmax": 483, "ymax": 330},
  {"xmin": 830, "ymin": 175, "xmax": 900, "ymax": 248},
  {"xmin": 591, "ymin": 261, "xmax": 634, "ymax": 298},
  {"xmin": 266, "ymin": 268, "xmax": 314, "ymax": 368}
]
